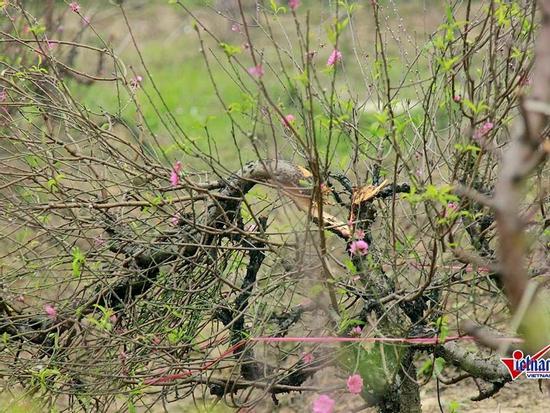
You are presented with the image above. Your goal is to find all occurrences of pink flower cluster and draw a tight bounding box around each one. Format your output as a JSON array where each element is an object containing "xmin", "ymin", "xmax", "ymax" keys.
[
  {"xmin": 473, "ymin": 120, "xmax": 494, "ymax": 140},
  {"xmin": 447, "ymin": 202, "xmax": 458, "ymax": 212},
  {"xmin": 347, "ymin": 374, "xmax": 364, "ymax": 394},
  {"xmin": 130, "ymin": 75, "xmax": 143, "ymax": 91},
  {"xmin": 349, "ymin": 239, "xmax": 369, "ymax": 256},
  {"xmin": 170, "ymin": 213, "xmax": 180, "ymax": 226},
  {"xmin": 44, "ymin": 304, "xmax": 57, "ymax": 320},
  {"xmin": 248, "ymin": 65, "xmax": 264, "ymax": 78},
  {"xmin": 289, "ymin": 0, "xmax": 300, "ymax": 10},
  {"xmin": 69, "ymin": 2, "xmax": 80, "ymax": 13},
  {"xmin": 327, "ymin": 49, "xmax": 342, "ymax": 66},
  {"xmin": 170, "ymin": 161, "xmax": 182, "ymax": 187},
  {"xmin": 302, "ymin": 352, "xmax": 314, "ymax": 364},
  {"xmin": 312, "ymin": 394, "xmax": 335, "ymax": 413},
  {"xmin": 311, "ymin": 374, "xmax": 363, "ymax": 412},
  {"xmin": 282, "ymin": 114, "xmax": 295, "ymax": 127}
]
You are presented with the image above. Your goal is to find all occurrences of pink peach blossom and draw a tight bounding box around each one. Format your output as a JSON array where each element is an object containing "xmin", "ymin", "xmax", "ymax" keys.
[
  {"xmin": 283, "ymin": 114, "xmax": 295, "ymax": 127},
  {"xmin": 248, "ymin": 65, "xmax": 264, "ymax": 78},
  {"xmin": 69, "ymin": 2, "xmax": 80, "ymax": 13},
  {"xmin": 129, "ymin": 75, "xmax": 143, "ymax": 91},
  {"xmin": 302, "ymin": 352, "xmax": 314, "ymax": 364},
  {"xmin": 170, "ymin": 161, "xmax": 182, "ymax": 187},
  {"xmin": 170, "ymin": 214, "xmax": 180, "ymax": 226},
  {"xmin": 447, "ymin": 202, "xmax": 458, "ymax": 211},
  {"xmin": 474, "ymin": 121, "xmax": 494, "ymax": 140},
  {"xmin": 312, "ymin": 394, "xmax": 335, "ymax": 413},
  {"xmin": 349, "ymin": 239, "xmax": 369, "ymax": 256},
  {"xmin": 289, "ymin": 0, "xmax": 300, "ymax": 10},
  {"xmin": 350, "ymin": 326, "xmax": 362, "ymax": 336},
  {"xmin": 44, "ymin": 304, "xmax": 57, "ymax": 320},
  {"xmin": 327, "ymin": 49, "xmax": 342, "ymax": 66},
  {"xmin": 347, "ymin": 373, "xmax": 363, "ymax": 394}
]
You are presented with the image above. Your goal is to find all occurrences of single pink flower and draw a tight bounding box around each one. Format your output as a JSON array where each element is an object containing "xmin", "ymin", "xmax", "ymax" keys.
[
  {"xmin": 44, "ymin": 304, "xmax": 57, "ymax": 320},
  {"xmin": 170, "ymin": 161, "xmax": 182, "ymax": 187},
  {"xmin": 109, "ymin": 314, "xmax": 118, "ymax": 324},
  {"xmin": 289, "ymin": 0, "xmax": 300, "ymax": 10},
  {"xmin": 248, "ymin": 65, "xmax": 264, "ymax": 78},
  {"xmin": 302, "ymin": 352, "xmax": 314, "ymax": 364},
  {"xmin": 349, "ymin": 239, "xmax": 369, "ymax": 256},
  {"xmin": 350, "ymin": 326, "xmax": 362, "ymax": 336},
  {"xmin": 46, "ymin": 39, "xmax": 56, "ymax": 50},
  {"xmin": 312, "ymin": 394, "xmax": 335, "ymax": 413},
  {"xmin": 347, "ymin": 374, "xmax": 364, "ymax": 394},
  {"xmin": 129, "ymin": 75, "xmax": 143, "ymax": 91},
  {"xmin": 444, "ymin": 202, "xmax": 459, "ymax": 218},
  {"xmin": 473, "ymin": 121, "xmax": 494, "ymax": 140},
  {"xmin": 94, "ymin": 236, "xmax": 105, "ymax": 246},
  {"xmin": 283, "ymin": 114, "xmax": 295, "ymax": 127},
  {"xmin": 327, "ymin": 49, "xmax": 342, "ymax": 66},
  {"xmin": 354, "ymin": 229, "xmax": 365, "ymax": 240},
  {"xmin": 170, "ymin": 213, "xmax": 180, "ymax": 226},
  {"xmin": 69, "ymin": 2, "xmax": 80, "ymax": 13},
  {"xmin": 15, "ymin": 295, "xmax": 25, "ymax": 303},
  {"xmin": 231, "ymin": 23, "xmax": 241, "ymax": 33},
  {"xmin": 452, "ymin": 95, "xmax": 461, "ymax": 103}
]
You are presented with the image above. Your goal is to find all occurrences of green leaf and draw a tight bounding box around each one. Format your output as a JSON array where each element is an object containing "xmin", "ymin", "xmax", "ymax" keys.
[
  {"xmin": 71, "ymin": 247, "xmax": 86, "ymax": 277},
  {"xmin": 269, "ymin": 0, "xmax": 286, "ymax": 14},
  {"xmin": 454, "ymin": 143, "xmax": 481, "ymax": 153},
  {"xmin": 419, "ymin": 358, "xmax": 433, "ymax": 377},
  {"xmin": 435, "ymin": 316, "xmax": 449, "ymax": 343},
  {"xmin": 449, "ymin": 400, "xmax": 461, "ymax": 413},
  {"xmin": 433, "ymin": 357, "xmax": 446, "ymax": 376},
  {"xmin": 343, "ymin": 259, "xmax": 357, "ymax": 274},
  {"xmin": 219, "ymin": 42, "xmax": 241, "ymax": 58}
]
